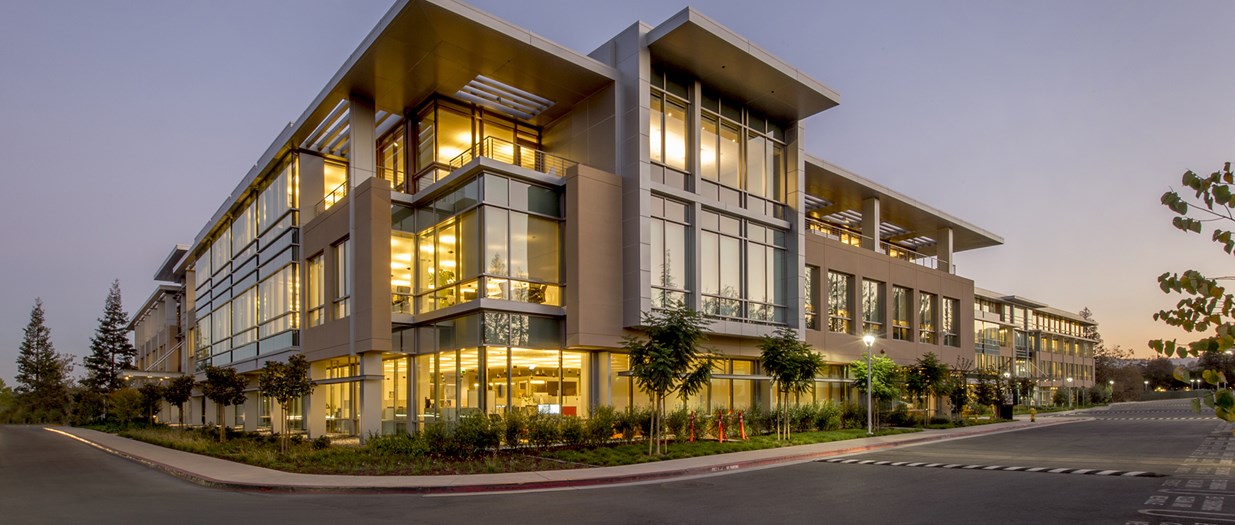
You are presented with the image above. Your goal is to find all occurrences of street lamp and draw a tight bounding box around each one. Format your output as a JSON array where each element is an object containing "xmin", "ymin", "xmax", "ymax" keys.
[
  {"xmin": 1108, "ymin": 379, "xmax": 1115, "ymax": 403},
  {"xmin": 863, "ymin": 334, "xmax": 876, "ymax": 436},
  {"xmin": 1066, "ymin": 377, "xmax": 1074, "ymax": 409},
  {"xmin": 1144, "ymin": 380, "xmax": 1149, "ymax": 393}
]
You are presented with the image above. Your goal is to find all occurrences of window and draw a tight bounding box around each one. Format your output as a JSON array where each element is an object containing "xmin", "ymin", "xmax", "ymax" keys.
[
  {"xmin": 698, "ymin": 209, "xmax": 786, "ymax": 322},
  {"xmin": 919, "ymin": 292, "xmax": 937, "ymax": 344},
  {"xmin": 943, "ymin": 297, "xmax": 960, "ymax": 347},
  {"xmin": 378, "ymin": 125, "xmax": 406, "ymax": 190},
  {"xmin": 651, "ymin": 196, "xmax": 689, "ymax": 307},
  {"xmin": 862, "ymin": 279, "xmax": 885, "ymax": 337},
  {"xmin": 696, "ymin": 91, "xmax": 786, "ymax": 213},
  {"xmin": 650, "ymin": 90, "xmax": 688, "ymax": 172},
  {"xmin": 892, "ymin": 286, "xmax": 911, "ymax": 341},
  {"xmin": 828, "ymin": 271, "xmax": 853, "ymax": 333},
  {"xmin": 306, "ymin": 254, "xmax": 324, "ymax": 327},
  {"xmin": 333, "ymin": 240, "xmax": 351, "ymax": 319},
  {"xmin": 258, "ymin": 264, "xmax": 298, "ymax": 338},
  {"xmin": 805, "ymin": 265, "xmax": 820, "ymax": 330}
]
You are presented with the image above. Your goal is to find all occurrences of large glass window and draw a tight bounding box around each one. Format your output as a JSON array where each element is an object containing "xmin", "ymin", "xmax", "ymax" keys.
[
  {"xmin": 412, "ymin": 98, "xmax": 542, "ymax": 193},
  {"xmin": 651, "ymin": 195, "xmax": 689, "ymax": 307},
  {"xmin": 828, "ymin": 271, "xmax": 853, "ymax": 333},
  {"xmin": 231, "ymin": 202, "xmax": 256, "ymax": 261},
  {"xmin": 232, "ymin": 286, "xmax": 257, "ymax": 349},
  {"xmin": 696, "ymin": 91, "xmax": 787, "ymax": 214},
  {"xmin": 698, "ymin": 209, "xmax": 786, "ymax": 322},
  {"xmin": 378, "ymin": 124, "xmax": 406, "ymax": 191},
  {"xmin": 306, "ymin": 254, "xmax": 324, "ymax": 327},
  {"xmin": 258, "ymin": 264, "xmax": 298, "ymax": 339},
  {"xmin": 943, "ymin": 297, "xmax": 960, "ymax": 347},
  {"xmin": 919, "ymin": 292, "xmax": 937, "ymax": 344},
  {"xmin": 805, "ymin": 265, "xmax": 820, "ymax": 330},
  {"xmin": 650, "ymin": 91, "xmax": 688, "ymax": 172},
  {"xmin": 382, "ymin": 356, "xmax": 408, "ymax": 435},
  {"xmin": 862, "ymin": 279, "xmax": 885, "ymax": 337},
  {"xmin": 258, "ymin": 163, "xmax": 297, "ymax": 235},
  {"xmin": 892, "ymin": 286, "xmax": 911, "ymax": 341},
  {"xmin": 333, "ymin": 240, "xmax": 351, "ymax": 319}
]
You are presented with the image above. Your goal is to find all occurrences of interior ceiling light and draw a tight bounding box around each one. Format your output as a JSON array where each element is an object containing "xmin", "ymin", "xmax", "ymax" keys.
[{"xmin": 455, "ymin": 75, "xmax": 553, "ymax": 120}]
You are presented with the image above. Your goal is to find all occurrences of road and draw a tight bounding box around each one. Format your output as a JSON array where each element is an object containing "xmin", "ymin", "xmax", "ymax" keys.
[{"xmin": 0, "ymin": 399, "xmax": 1227, "ymax": 524}]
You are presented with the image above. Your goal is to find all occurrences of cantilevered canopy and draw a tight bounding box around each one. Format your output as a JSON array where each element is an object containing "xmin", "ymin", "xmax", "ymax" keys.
[
  {"xmin": 805, "ymin": 156, "xmax": 1003, "ymax": 255},
  {"xmin": 647, "ymin": 8, "xmax": 840, "ymax": 123},
  {"xmin": 291, "ymin": 0, "xmax": 616, "ymax": 145}
]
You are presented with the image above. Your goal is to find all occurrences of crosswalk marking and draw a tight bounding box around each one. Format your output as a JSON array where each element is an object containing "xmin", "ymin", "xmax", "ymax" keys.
[{"xmin": 819, "ymin": 458, "xmax": 1161, "ymax": 477}]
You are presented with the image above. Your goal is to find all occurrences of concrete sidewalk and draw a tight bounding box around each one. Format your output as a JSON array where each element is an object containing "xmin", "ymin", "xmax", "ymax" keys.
[{"xmin": 47, "ymin": 416, "xmax": 1084, "ymax": 494}]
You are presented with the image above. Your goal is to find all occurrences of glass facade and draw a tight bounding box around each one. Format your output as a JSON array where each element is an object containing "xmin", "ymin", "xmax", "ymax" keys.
[
  {"xmin": 862, "ymin": 279, "xmax": 884, "ymax": 337},
  {"xmin": 698, "ymin": 209, "xmax": 787, "ymax": 322},
  {"xmin": 892, "ymin": 286, "xmax": 911, "ymax": 341},
  {"xmin": 919, "ymin": 292, "xmax": 937, "ymax": 344},
  {"xmin": 651, "ymin": 196, "xmax": 689, "ymax": 307},
  {"xmin": 805, "ymin": 265, "xmax": 819, "ymax": 330},
  {"xmin": 410, "ymin": 98, "xmax": 541, "ymax": 194},
  {"xmin": 828, "ymin": 271, "xmax": 853, "ymax": 333}
]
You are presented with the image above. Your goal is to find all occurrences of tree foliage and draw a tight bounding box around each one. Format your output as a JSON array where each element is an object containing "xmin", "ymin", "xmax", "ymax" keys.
[
  {"xmin": 82, "ymin": 280, "xmax": 135, "ymax": 394},
  {"xmin": 849, "ymin": 352, "xmax": 900, "ymax": 428},
  {"xmin": 15, "ymin": 299, "xmax": 73, "ymax": 423},
  {"xmin": 258, "ymin": 354, "xmax": 315, "ymax": 452},
  {"xmin": 622, "ymin": 302, "xmax": 713, "ymax": 455},
  {"xmin": 759, "ymin": 327, "xmax": 824, "ymax": 440},
  {"xmin": 137, "ymin": 382, "xmax": 164, "ymax": 424},
  {"xmin": 200, "ymin": 366, "xmax": 248, "ymax": 442},
  {"xmin": 162, "ymin": 375, "xmax": 195, "ymax": 429},
  {"xmin": 904, "ymin": 352, "xmax": 951, "ymax": 415},
  {"xmin": 1153, "ymin": 163, "xmax": 1235, "ymax": 421}
]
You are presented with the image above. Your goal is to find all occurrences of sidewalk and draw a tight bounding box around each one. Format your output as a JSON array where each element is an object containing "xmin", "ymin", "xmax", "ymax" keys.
[{"xmin": 48, "ymin": 416, "xmax": 1085, "ymax": 494}]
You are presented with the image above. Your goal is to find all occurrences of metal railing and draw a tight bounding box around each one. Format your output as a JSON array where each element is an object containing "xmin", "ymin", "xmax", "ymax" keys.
[
  {"xmin": 316, "ymin": 180, "xmax": 349, "ymax": 214},
  {"xmin": 449, "ymin": 136, "xmax": 577, "ymax": 177},
  {"xmin": 805, "ymin": 217, "xmax": 951, "ymax": 272}
]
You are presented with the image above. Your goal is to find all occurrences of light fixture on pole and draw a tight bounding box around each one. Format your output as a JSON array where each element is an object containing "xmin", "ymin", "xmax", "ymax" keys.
[
  {"xmin": 1144, "ymin": 379, "xmax": 1149, "ymax": 392},
  {"xmin": 1066, "ymin": 376, "xmax": 1074, "ymax": 409},
  {"xmin": 863, "ymin": 334, "xmax": 876, "ymax": 436}
]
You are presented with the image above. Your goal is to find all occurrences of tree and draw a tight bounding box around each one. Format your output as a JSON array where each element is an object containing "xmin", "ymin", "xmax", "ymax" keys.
[
  {"xmin": 849, "ymin": 352, "xmax": 900, "ymax": 428},
  {"xmin": 82, "ymin": 280, "xmax": 135, "ymax": 396},
  {"xmin": 138, "ymin": 382, "xmax": 164, "ymax": 424},
  {"xmin": 0, "ymin": 378, "xmax": 15, "ymax": 424},
  {"xmin": 759, "ymin": 327, "xmax": 824, "ymax": 440},
  {"xmin": 1094, "ymin": 344, "xmax": 1133, "ymax": 386},
  {"xmin": 14, "ymin": 299, "xmax": 73, "ymax": 423},
  {"xmin": 257, "ymin": 354, "xmax": 315, "ymax": 453},
  {"xmin": 163, "ymin": 375, "xmax": 195, "ymax": 429},
  {"xmin": 622, "ymin": 302, "xmax": 713, "ymax": 455},
  {"xmin": 200, "ymin": 366, "xmax": 248, "ymax": 442},
  {"xmin": 904, "ymin": 352, "xmax": 950, "ymax": 419},
  {"xmin": 1145, "ymin": 357, "xmax": 1183, "ymax": 390},
  {"xmin": 1079, "ymin": 307, "xmax": 1104, "ymax": 350}
]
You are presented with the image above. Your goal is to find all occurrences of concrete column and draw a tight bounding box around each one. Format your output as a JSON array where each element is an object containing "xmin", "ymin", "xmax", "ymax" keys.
[
  {"xmin": 359, "ymin": 351, "xmax": 384, "ymax": 441},
  {"xmin": 861, "ymin": 197, "xmax": 880, "ymax": 252},
  {"xmin": 936, "ymin": 226, "xmax": 954, "ymax": 274},
  {"xmin": 348, "ymin": 95, "xmax": 376, "ymax": 187},
  {"xmin": 307, "ymin": 360, "xmax": 328, "ymax": 438},
  {"xmin": 243, "ymin": 392, "xmax": 259, "ymax": 432}
]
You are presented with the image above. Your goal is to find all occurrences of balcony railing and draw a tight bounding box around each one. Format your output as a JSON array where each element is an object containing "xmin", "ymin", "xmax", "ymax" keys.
[
  {"xmin": 449, "ymin": 137, "xmax": 577, "ymax": 177},
  {"xmin": 806, "ymin": 217, "xmax": 950, "ymax": 272},
  {"xmin": 316, "ymin": 180, "xmax": 349, "ymax": 214}
]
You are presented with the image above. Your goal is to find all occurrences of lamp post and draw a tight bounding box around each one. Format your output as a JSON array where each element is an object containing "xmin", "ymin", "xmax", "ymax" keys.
[
  {"xmin": 863, "ymin": 334, "xmax": 876, "ymax": 436},
  {"xmin": 1108, "ymin": 379, "xmax": 1115, "ymax": 403},
  {"xmin": 1144, "ymin": 380, "xmax": 1149, "ymax": 393},
  {"xmin": 1066, "ymin": 377, "xmax": 1074, "ymax": 409}
]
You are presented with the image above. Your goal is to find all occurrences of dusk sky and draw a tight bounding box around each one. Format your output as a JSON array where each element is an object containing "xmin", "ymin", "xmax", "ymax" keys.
[{"xmin": 1, "ymin": 0, "xmax": 1233, "ymax": 385}]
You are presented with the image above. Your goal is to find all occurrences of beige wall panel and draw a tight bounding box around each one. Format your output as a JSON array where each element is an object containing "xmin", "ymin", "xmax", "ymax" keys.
[{"xmin": 565, "ymin": 164, "xmax": 626, "ymax": 349}]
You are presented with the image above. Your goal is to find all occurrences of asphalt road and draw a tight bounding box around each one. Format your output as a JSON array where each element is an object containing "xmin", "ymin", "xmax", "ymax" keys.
[{"xmin": 1, "ymin": 399, "xmax": 1227, "ymax": 525}]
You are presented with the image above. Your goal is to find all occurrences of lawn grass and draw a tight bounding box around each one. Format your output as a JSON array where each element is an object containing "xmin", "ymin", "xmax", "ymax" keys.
[{"xmin": 111, "ymin": 425, "xmax": 926, "ymax": 475}]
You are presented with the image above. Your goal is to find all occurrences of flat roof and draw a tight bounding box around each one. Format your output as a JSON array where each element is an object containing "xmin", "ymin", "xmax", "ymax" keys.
[
  {"xmin": 126, "ymin": 284, "xmax": 182, "ymax": 332},
  {"xmin": 647, "ymin": 8, "xmax": 839, "ymax": 122},
  {"xmin": 184, "ymin": 0, "xmax": 618, "ymax": 262},
  {"xmin": 805, "ymin": 156, "xmax": 1003, "ymax": 254}
]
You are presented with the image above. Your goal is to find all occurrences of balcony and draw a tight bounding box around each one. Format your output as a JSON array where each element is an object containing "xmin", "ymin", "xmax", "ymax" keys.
[
  {"xmin": 449, "ymin": 137, "xmax": 577, "ymax": 178},
  {"xmin": 806, "ymin": 217, "xmax": 949, "ymax": 271},
  {"xmin": 316, "ymin": 180, "xmax": 348, "ymax": 214}
]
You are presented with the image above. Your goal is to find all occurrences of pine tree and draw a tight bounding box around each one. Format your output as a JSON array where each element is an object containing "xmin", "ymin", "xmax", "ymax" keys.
[
  {"xmin": 14, "ymin": 299, "xmax": 73, "ymax": 422},
  {"xmin": 83, "ymin": 280, "xmax": 135, "ymax": 394}
]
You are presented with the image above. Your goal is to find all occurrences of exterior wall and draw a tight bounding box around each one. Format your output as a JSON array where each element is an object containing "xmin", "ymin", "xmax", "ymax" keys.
[
  {"xmin": 803, "ymin": 233, "xmax": 975, "ymax": 367},
  {"xmin": 564, "ymin": 164, "xmax": 626, "ymax": 349}
]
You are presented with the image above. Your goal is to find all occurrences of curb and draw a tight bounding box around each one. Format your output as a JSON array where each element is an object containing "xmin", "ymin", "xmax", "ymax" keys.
[{"xmin": 48, "ymin": 418, "xmax": 1082, "ymax": 494}]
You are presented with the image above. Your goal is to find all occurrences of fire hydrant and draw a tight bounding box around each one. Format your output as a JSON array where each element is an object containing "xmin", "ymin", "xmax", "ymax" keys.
[{"xmin": 1030, "ymin": 407, "xmax": 1036, "ymax": 422}]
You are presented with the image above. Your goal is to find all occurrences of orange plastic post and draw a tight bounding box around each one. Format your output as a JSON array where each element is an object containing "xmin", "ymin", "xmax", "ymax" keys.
[
  {"xmin": 717, "ymin": 410, "xmax": 725, "ymax": 443},
  {"xmin": 739, "ymin": 410, "xmax": 747, "ymax": 440},
  {"xmin": 689, "ymin": 411, "xmax": 696, "ymax": 442}
]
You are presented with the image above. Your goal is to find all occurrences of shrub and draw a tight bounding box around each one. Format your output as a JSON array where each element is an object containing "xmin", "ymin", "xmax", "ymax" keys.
[
  {"xmin": 527, "ymin": 413, "xmax": 561, "ymax": 450},
  {"xmin": 743, "ymin": 405, "xmax": 771, "ymax": 436},
  {"xmin": 109, "ymin": 388, "xmax": 144, "ymax": 423},
  {"xmin": 664, "ymin": 407, "xmax": 690, "ymax": 441},
  {"xmin": 789, "ymin": 403, "xmax": 816, "ymax": 432},
  {"xmin": 632, "ymin": 407, "xmax": 653, "ymax": 440},
  {"xmin": 560, "ymin": 416, "xmax": 586, "ymax": 448},
  {"xmin": 367, "ymin": 433, "xmax": 427, "ymax": 456},
  {"xmin": 585, "ymin": 406, "xmax": 618, "ymax": 446},
  {"xmin": 502, "ymin": 410, "xmax": 526, "ymax": 449},
  {"xmin": 614, "ymin": 409, "xmax": 637, "ymax": 442},
  {"xmin": 453, "ymin": 413, "xmax": 501, "ymax": 457},
  {"xmin": 311, "ymin": 436, "xmax": 331, "ymax": 450},
  {"xmin": 886, "ymin": 404, "xmax": 917, "ymax": 427},
  {"xmin": 1052, "ymin": 388, "xmax": 1069, "ymax": 407},
  {"xmin": 840, "ymin": 402, "xmax": 864, "ymax": 429},
  {"xmin": 813, "ymin": 402, "xmax": 842, "ymax": 431},
  {"xmin": 422, "ymin": 421, "xmax": 451, "ymax": 456}
]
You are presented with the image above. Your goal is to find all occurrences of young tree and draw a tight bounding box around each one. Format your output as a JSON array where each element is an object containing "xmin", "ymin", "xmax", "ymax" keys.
[
  {"xmin": 14, "ymin": 299, "xmax": 73, "ymax": 423},
  {"xmin": 163, "ymin": 375, "xmax": 196, "ymax": 429},
  {"xmin": 849, "ymin": 352, "xmax": 900, "ymax": 429},
  {"xmin": 0, "ymin": 378, "xmax": 15, "ymax": 424},
  {"xmin": 622, "ymin": 302, "xmax": 713, "ymax": 455},
  {"xmin": 759, "ymin": 327, "xmax": 824, "ymax": 440},
  {"xmin": 137, "ymin": 382, "xmax": 165, "ymax": 424},
  {"xmin": 200, "ymin": 366, "xmax": 248, "ymax": 442},
  {"xmin": 904, "ymin": 352, "xmax": 950, "ymax": 419},
  {"xmin": 257, "ymin": 354, "xmax": 315, "ymax": 453},
  {"xmin": 82, "ymin": 280, "xmax": 135, "ymax": 395}
]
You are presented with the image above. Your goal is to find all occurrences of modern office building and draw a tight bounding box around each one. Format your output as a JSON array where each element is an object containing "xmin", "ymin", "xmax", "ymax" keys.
[
  {"xmin": 126, "ymin": 0, "xmax": 1091, "ymax": 436},
  {"xmin": 973, "ymin": 288, "xmax": 1097, "ymax": 405}
]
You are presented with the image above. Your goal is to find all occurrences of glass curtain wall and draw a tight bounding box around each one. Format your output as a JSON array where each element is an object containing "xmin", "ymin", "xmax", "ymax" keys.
[
  {"xmin": 892, "ymin": 286, "xmax": 911, "ymax": 340},
  {"xmin": 862, "ymin": 279, "xmax": 885, "ymax": 337},
  {"xmin": 828, "ymin": 271, "xmax": 853, "ymax": 333},
  {"xmin": 411, "ymin": 98, "xmax": 541, "ymax": 193}
]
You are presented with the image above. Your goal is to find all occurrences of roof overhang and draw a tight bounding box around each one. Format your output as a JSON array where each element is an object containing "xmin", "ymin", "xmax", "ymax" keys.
[
  {"xmin": 154, "ymin": 244, "xmax": 189, "ymax": 283},
  {"xmin": 1000, "ymin": 295, "xmax": 1049, "ymax": 309},
  {"xmin": 127, "ymin": 284, "xmax": 182, "ymax": 332},
  {"xmin": 647, "ymin": 8, "xmax": 839, "ymax": 122},
  {"xmin": 804, "ymin": 156, "xmax": 1003, "ymax": 254}
]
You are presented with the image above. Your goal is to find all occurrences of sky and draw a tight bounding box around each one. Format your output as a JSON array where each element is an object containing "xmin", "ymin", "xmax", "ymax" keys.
[{"xmin": 1, "ymin": 0, "xmax": 1233, "ymax": 385}]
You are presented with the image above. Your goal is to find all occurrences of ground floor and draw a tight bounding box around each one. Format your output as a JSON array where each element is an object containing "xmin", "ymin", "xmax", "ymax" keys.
[{"xmin": 181, "ymin": 348, "xmax": 858, "ymax": 438}]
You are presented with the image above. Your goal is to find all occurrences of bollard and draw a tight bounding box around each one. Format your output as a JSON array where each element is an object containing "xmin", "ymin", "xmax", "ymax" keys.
[
  {"xmin": 717, "ymin": 409, "xmax": 725, "ymax": 443},
  {"xmin": 689, "ymin": 411, "xmax": 696, "ymax": 442},
  {"xmin": 739, "ymin": 410, "xmax": 747, "ymax": 440}
]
